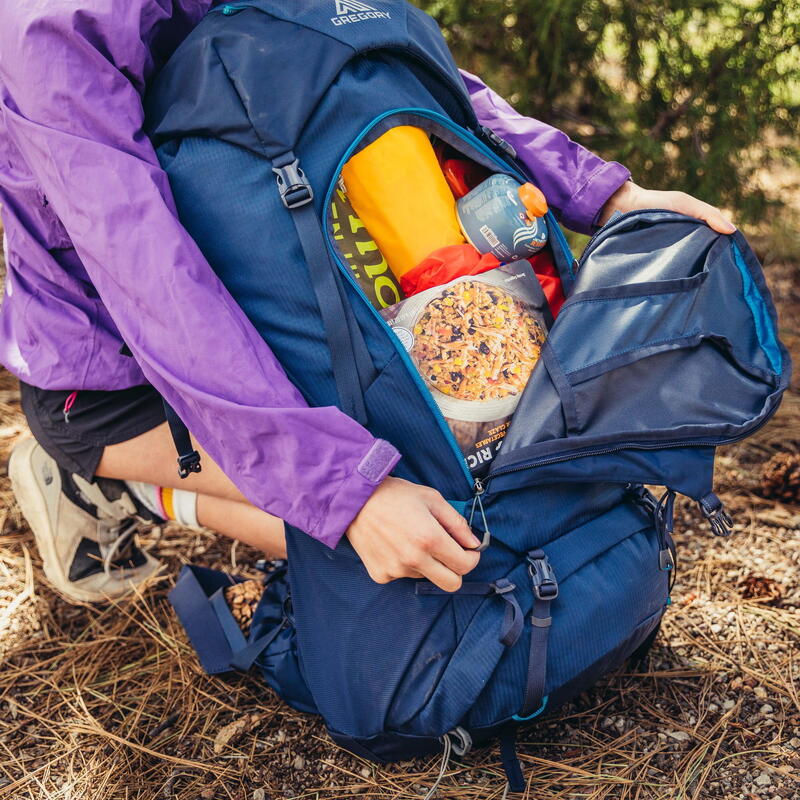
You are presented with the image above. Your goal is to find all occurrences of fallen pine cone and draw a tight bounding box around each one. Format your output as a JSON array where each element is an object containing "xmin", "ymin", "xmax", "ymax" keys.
[
  {"xmin": 759, "ymin": 452, "xmax": 800, "ymax": 504},
  {"xmin": 224, "ymin": 579, "xmax": 265, "ymax": 636},
  {"xmin": 738, "ymin": 574, "xmax": 784, "ymax": 605}
]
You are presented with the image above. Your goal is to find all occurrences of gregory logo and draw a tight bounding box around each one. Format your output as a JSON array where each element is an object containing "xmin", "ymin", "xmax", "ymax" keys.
[{"xmin": 331, "ymin": 0, "xmax": 390, "ymax": 26}]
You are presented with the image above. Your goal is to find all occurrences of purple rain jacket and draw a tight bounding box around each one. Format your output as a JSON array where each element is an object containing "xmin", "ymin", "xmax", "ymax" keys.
[{"xmin": 0, "ymin": 1, "xmax": 631, "ymax": 548}]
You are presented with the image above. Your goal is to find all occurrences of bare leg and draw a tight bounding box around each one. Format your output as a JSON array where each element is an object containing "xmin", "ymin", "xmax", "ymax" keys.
[{"xmin": 95, "ymin": 422, "xmax": 287, "ymax": 557}]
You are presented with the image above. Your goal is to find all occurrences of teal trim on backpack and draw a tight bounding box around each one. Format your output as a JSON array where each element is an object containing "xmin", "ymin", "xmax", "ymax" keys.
[
  {"xmin": 731, "ymin": 240, "xmax": 782, "ymax": 375},
  {"xmin": 512, "ymin": 695, "xmax": 549, "ymax": 722},
  {"xmin": 447, "ymin": 499, "xmax": 469, "ymax": 515}
]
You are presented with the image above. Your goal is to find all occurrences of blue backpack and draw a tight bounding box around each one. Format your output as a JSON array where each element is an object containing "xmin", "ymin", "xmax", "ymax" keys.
[{"xmin": 145, "ymin": 0, "xmax": 790, "ymax": 790}]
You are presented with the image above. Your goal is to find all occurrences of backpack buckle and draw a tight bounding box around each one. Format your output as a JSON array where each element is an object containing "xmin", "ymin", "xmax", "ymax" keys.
[
  {"xmin": 177, "ymin": 450, "xmax": 202, "ymax": 479},
  {"xmin": 527, "ymin": 550, "xmax": 558, "ymax": 600},
  {"xmin": 273, "ymin": 158, "xmax": 314, "ymax": 209},
  {"xmin": 480, "ymin": 125, "xmax": 517, "ymax": 159}
]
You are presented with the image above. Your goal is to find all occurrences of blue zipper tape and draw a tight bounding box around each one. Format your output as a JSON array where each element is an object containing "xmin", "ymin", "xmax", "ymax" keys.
[{"xmin": 324, "ymin": 107, "xmax": 579, "ymax": 488}]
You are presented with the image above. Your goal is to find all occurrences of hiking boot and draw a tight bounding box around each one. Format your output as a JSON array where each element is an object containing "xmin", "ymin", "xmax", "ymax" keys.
[{"xmin": 8, "ymin": 437, "xmax": 163, "ymax": 603}]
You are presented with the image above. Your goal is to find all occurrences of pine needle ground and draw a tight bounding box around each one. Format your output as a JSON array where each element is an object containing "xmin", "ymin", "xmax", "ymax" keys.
[{"xmin": 0, "ymin": 261, "xmax": 797, "ymax": 800}]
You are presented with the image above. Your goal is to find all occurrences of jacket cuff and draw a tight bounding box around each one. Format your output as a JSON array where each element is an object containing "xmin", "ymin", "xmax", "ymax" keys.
[
  {"xmin": 307, "ymin": 439, "xmax": 401, "ymax": 549},
  {"xmin": 560, "ymin": 161, "xmax": 631, "ymax": 235}
]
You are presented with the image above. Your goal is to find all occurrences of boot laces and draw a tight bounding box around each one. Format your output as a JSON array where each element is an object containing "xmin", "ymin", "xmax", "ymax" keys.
[{"xmin": 99, "ymin": 517, "xmax": 148, "ymax": 580}]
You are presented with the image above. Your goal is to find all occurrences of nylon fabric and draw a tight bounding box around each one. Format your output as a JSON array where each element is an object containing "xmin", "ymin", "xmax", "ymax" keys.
[{"xmin": 151, "ymin": 0, "xmax": 791, "ymax": 771}]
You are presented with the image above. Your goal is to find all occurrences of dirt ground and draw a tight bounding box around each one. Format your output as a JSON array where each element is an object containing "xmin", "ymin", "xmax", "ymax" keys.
[{"xmin": 0, "ymin": 247, "xmax": 798, "ymax": 799}]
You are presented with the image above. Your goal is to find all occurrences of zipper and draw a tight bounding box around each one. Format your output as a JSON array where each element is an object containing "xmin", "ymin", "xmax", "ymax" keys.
[
  {"xmin": 485, "ymin": 404, "xmax": 780, "ymax": 489},
  {"xmin": 63, "ymin": 391, "xmax": 78, "ymax": 423},
  {"xmin": 212, "ymin": 3, "xmax": 248, "ymax": 14},
  {"xmin": 322, "ymin": 107, "xmax": 515, "ymax": 489},
  {"xmin": 484, "ymin": 206, "xmax": 783, "ymax": 489},
  {"xmin": 323, "ymin": 107, "xmax": 584, "ymax": 495},
  {"xmin": 466, "ymin": 477, "xmax": 491, "ymax": 551},
  {"xmin": 575, "ymin": 208, "xmax": 675, "ymax": 270}
]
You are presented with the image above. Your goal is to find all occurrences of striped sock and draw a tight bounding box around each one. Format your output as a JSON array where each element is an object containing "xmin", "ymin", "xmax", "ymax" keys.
[{"xmin": 125, "ymin": 481, "xmax": 200, "ymax": 528}]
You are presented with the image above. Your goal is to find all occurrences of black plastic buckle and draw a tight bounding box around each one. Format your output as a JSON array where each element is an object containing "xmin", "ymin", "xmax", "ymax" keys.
[
  {"xmin": 177, "ymin": 451, "xmax": 202, "ymax": 479},
  {"xmin": 627, "ymin": 483, "xmax": 658, "ymax": 515},
  {"xmin": 480, "ymin": 125, "xmax": 517, "ymax": 158},
  {"xmin": 527, "ymin": 550, "xmax": 558, "ymax": 600},
  {"xmin": 273, "ymin": 159, "xmax": 313, "ymax": 209}
]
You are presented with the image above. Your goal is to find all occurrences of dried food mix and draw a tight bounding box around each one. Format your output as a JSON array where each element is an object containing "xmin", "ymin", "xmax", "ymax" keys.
[
  {"xmin": 410, "ymin": 280, "xmax": 545, "ymax": 401},
  {"xmin": 381, "ymin": 261, "xmax": 552, "ymax": 475}
]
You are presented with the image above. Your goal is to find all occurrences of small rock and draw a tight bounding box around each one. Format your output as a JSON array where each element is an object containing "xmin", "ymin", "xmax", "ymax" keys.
[
  {"xmin": 760, "ymin": 704, "xmax": 774, "ymax": 715},
  {"xmin": 666, "ymin": 730, "xmax": 691, "ymax": 742},
  {"xmin": 292, "ymin": 755, "xmax": 305, "ymax": 770},
  {"xmin": 723, "ymin": 699, "xmax": 736, "ymax": 711},
  {"xmin": 710, "ymin": 623, "xmax": 723, "ymax": 634},
  {"xmin": 754, "ymin": 686, "xmax": 768, "ymax": 699},
  {"xmin": 754, "ymin": 771, "xmax": 772, "ymax": 787},
  {"xmin": 253, "ymin": 790, "xmax": 266, "ymax": 800},
  {"xmin": 200, "ymin": 790, "xmax": 215, "ymax": 800},
  {"xmin": 359, "ymin": 767, "xmax": 371, "ymax": 779}
]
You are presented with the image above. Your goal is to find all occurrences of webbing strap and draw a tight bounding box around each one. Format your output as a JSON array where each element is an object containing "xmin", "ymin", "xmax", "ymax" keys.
[
  {"xmin": 274, "ymin": 151, "xmax": 373, "ymax": 424},
  {"xmin": 499, "ymin": 726, "xmax": 525, "ymax": 793},
  {"xmin": 210, "ymin": 587, "xmax": 248, "ymax": 653},
  {"xmin": 230, "ymin": 624, "xmax": 285, "ymax": 672},
  {"xmin": 169, "ymin": 566, "xmax": 237, "ymax": 674},
  {"xmin": 516, "ymin": 549, "xmax": 558, "ymax": 719},
  {"xmin": 162, "ymin": 400, "xmax": 201, "ymax": 478},
  {"xmin": 169, "ymin": 566, "xmax": 284, "ymax": 675},
  {"xmin": 519, "ymin": 595, "xmax": 551, "ymax": 717},
  {"xmin": 415, "ymin": 578, "xmax": 524, "ymax": 647}
]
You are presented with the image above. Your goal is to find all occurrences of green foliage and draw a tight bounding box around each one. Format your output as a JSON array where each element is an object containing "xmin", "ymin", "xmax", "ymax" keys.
[{"xmin": 415, "ymin": 0, "xmax": 800, "ymax": 220}]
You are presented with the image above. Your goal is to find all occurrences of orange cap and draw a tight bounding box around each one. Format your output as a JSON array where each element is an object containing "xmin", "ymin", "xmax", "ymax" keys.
[{"xmin": 518, "ymin": 183, "xmax": 548, "ymax": 218}]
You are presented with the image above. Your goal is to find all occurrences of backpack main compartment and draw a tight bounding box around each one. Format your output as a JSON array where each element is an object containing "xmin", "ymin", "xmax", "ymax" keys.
[{"xmin": 149, "ymin": 0, "xmax": 790, "ymax": 766}]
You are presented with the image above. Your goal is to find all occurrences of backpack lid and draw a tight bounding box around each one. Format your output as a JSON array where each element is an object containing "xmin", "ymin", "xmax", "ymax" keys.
[{"xmin": 146, "ymin": 0, "xmax": 474, "ymax": 158}]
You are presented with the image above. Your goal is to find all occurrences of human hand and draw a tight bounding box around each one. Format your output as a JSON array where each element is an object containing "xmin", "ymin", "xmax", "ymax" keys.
[
  {"xmin": 346, "ymin": 476, "xmax": 481, "ymax": 592},
  {"xmin": 599, "ymin": 181, "xmax": 736, "ymax": 234}
]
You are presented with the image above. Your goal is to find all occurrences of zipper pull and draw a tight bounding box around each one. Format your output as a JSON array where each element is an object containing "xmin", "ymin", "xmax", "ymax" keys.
[
  {"xmin": 63, "ymin": 391, "xmax": 78, "ymax": 424},
  {"xmin": 221, "ymin": 4, "xmax": 244, "ymax": 15},
  {"xmin": 655, "ymin": 489, "xmax": 676, "ymax": 572},
  {"xmin": 699, "ymin": 492, "xmax": 734, "ymax": 537},
  {"xmin": 479, "ymin": 125, "xmax": 517, "ymax": 159},
  {"xmin": 466, "ymin": 478, "xmax": 491, "ymax": 552}
]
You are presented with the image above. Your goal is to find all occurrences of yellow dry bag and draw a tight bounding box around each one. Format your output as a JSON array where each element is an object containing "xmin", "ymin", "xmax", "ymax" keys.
[{"xmin": 341, "ymin": 126, "xmax": 465, "ymax": 280}]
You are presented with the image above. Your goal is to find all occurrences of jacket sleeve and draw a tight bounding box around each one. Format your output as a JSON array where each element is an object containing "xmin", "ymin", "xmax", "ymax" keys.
[
  {"xmin": 0, "ymin": 6, "xmax": 399, "ymax": 548},
  {"xmin": 462, "ymin": 70, "xmax": 631, "ymax": 235}
]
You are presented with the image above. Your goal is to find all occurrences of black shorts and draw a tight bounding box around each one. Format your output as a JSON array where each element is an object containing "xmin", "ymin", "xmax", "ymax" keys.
[{"xmin": 19, "ymin": 382, "xmax": 166, "ymax": 481}]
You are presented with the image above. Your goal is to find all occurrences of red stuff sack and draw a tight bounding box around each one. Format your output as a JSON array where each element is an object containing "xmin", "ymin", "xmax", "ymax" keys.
[{"xmin": 400, "ymin": 244, "xmax": 500, "ymax": 296}]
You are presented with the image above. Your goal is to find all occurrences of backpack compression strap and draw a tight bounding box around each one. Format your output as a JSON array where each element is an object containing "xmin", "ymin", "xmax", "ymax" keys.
[
  {"xmin": 515, "ymin": 550, "xmax": 557, "ymax": 720},
  {"xmin": 160, "ymin": 152, "xmax": 375, "ymax": 478},
  {"xmin": 163, "ymin": 400, "xmax": 202, "ymax": 478},
  {"xmin": 273, "ymin": 152, "xmax": 375, "ymax": 424},
  {"xmin": 118, "ymin": 342, "xmax": 203, "ymax": 479}
]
